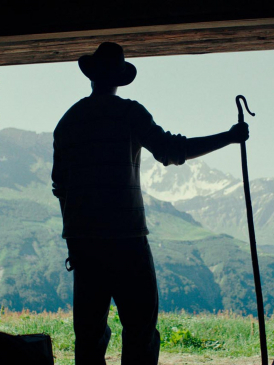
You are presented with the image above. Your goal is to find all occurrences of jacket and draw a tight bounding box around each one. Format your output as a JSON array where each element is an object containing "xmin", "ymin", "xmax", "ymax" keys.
[{"xmin": 52, "ymin": 94, "xmax": 187, "ymax": 238}]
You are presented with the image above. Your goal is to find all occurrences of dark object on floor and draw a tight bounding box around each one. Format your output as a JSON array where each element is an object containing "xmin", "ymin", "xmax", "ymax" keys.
[{"xmin": 0, "ymin": 331, "xmax": 54, "ymax": 365}]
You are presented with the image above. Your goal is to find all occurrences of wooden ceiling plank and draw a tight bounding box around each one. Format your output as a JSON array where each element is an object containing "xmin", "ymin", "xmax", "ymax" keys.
[{"xmin": 1, "ymin": 20, "xmax": 274, "ymax": 66}]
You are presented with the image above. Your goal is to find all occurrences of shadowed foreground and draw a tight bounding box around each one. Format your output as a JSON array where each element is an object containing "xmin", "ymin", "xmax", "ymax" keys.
[
  {"xmin": 107, "ymin": 353, "xmax": 271, "ymax": 365},
  {"xmin": 1, "ymin": 308, "xmax": 274, "ymax": 364}
]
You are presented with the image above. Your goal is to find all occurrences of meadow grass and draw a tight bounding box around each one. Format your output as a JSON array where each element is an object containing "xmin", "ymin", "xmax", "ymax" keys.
[{"xmin": 1, "ymin": 306, "xmax": 274, "ymax": 364}]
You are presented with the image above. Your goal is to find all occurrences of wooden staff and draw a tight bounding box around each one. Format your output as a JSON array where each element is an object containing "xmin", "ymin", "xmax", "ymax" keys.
[{"xmin": 236, "ymin": 95, "xmax": 269, "ymax": 365}]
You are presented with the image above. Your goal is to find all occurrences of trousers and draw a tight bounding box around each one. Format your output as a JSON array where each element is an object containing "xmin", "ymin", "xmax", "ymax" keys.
[{"xmin": 66, "ymin": 236, "xmax": 160, "ymax": 365}]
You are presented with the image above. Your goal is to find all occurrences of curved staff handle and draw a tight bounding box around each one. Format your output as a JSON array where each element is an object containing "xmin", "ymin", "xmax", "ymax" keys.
[
  {"xmin": 236, "ymin": 95, "xmax": 255, "ymax": 123},
  {"xmin": 236, "ymin": 95, "xmax": 268, "ymax": 365}
]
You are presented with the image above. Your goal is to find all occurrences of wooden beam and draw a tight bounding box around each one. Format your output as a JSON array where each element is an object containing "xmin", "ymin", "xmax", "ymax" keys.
[{"xmin": 1, "ymin": 18, "xmax": 274, "ymax": 66}]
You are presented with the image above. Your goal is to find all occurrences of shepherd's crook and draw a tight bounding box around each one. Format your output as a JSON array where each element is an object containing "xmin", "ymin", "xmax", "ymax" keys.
[{"xmin": 236, "ymin": 95, "xmax": 269, "ymax": 365}]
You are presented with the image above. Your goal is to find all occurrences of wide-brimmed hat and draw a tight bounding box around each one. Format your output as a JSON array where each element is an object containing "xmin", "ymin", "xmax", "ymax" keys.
[{"xmin": 78, "ymin": 42, "xmax": 137, "ymax": 87}]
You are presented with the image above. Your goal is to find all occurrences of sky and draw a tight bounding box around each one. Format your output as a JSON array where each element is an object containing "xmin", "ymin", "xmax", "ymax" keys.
[{"xmin": 0, "ymin": 49, "xmax": 274, "ymax": 180}]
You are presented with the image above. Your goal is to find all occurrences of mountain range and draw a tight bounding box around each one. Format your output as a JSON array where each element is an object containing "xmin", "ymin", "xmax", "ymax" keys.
[
  {"xmin": 0, "ymin": 127, "xmax": 273, "ymax": 316},
  {"xmin": 141, "ymin": 156, "xmax": 274, "ymax": 252}
]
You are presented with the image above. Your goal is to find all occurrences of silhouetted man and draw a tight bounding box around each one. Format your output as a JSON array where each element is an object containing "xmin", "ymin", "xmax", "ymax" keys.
[{"xmin": 51, "ymin": 42, "xmax": 249, "ymax": 365}]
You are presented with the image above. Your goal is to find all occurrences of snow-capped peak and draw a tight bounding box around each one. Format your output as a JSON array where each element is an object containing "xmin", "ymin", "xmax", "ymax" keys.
[{"xmin": 140, "ymin": 156, "xmax": 239, "ymax": 202}]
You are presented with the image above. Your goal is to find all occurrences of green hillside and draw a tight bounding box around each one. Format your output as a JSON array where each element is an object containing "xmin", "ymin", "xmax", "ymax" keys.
[
  {"xmin": 1, "ymin": 186, "xmax": 274, "ymax": 315},
  {"xmin": 150, "ymin": 235, "xmax": 274, "ymax": 315},
  {"xmin": 143, "ymin": 192, "xmax": 213, "ymax": 241}
]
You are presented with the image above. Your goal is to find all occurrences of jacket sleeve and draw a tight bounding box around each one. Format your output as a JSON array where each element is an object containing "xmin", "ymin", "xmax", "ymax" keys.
[{"xmin": 129, "ymin": 101, "xmax": 187, "ymax": 166}]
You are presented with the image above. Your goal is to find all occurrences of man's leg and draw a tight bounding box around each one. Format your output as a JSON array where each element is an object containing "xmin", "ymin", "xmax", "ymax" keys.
[
  {"xmin": 111, "ymin": 236, "xmax": 160, "ymax": 365},
  {"xmin": 67, "ymin": 239, "xmax": 112, "ymax": 365}
]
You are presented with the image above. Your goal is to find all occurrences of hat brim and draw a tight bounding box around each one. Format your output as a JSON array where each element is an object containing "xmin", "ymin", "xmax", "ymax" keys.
[{"xmin": 78, "ymin": 55, "xmax": 137, "ymax": 87}]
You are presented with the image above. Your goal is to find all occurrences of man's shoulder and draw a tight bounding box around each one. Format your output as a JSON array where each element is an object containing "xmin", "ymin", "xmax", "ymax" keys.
[
  {"xmin": 113, "ymin": 97, "xmax": 151, "ymax": 118},
  {"xmin": 53, "ymin": 96, "xmax": 152, "ymax": 136},
  {"xmin": 99, "ymin": 95, "xmax": 152, "ymax": 120},
  {"xmin": 63, "ymin": 97, "xmax": 89, "ymax": 116},
  {"xmin": 53, "ymin": 98, "xmax": 88, "ymax": 133},
  {"xmin": 60, "ymin": 95, "xmax": 149, "ymax": 116},
  {"xmin": 112, "ymin": 95, "xmax": 148, "ymax": 109},
  {"xmin": 125, "ymin": 99, "xmax": 153, "ymax": 121}
]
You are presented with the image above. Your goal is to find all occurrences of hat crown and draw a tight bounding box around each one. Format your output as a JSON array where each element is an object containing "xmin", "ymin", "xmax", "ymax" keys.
[
  {"xmin": 93, "ymin": 42, "xmax": 126, "ymax": 73},
  {"xmin": 78, "ymin": 42, "xmax": 136, "ymax": 86}
]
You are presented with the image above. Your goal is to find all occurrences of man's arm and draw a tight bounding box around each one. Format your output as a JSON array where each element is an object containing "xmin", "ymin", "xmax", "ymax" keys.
[
  {"xmin": 186, "ymin": 122, "xmax": 249, "ymax": 160},
  {"xmin": 129, "ymin": 101, "xmax": 249, "ymax": 165}
]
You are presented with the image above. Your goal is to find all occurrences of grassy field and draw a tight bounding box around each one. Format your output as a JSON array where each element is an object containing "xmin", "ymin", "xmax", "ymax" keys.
[{"xmin": 1, "ymin": 306, "xmax": 274, "ymax": 364}]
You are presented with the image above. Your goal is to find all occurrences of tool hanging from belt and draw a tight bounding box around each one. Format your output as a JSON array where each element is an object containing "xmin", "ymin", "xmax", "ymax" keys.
[
  {"xmin": 65, "ymin": 257, "xmax": 74, "ymax": 272},
  {"xmin": 236, "ymin": 95, "xmax": 271, "ymax": 365}
]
